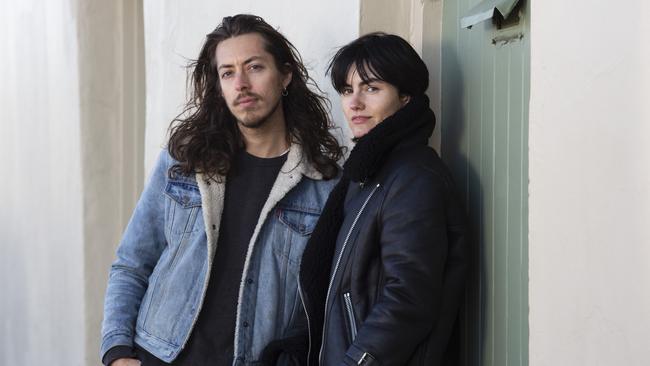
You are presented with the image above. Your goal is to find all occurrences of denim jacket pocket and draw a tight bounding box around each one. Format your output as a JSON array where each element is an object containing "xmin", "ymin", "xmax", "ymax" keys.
[
  {"xmin": 271, "ymin": 206, "xmax": 320, "ymax": 272},
  {"xmin": 164, "ymin": 180, "xmax": 202, "ymax": 234},
  {"xmin": 164, "ymin": 180, "xmax": 202, "ymax": 208},
  {"xmin": 278, "ymin": 206, "xmax": 319, "ymax": 236}
]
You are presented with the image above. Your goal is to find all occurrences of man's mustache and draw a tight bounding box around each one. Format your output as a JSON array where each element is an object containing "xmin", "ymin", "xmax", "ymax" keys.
[{"xmin": 234, "ymin": 93, "xmax": 261, "ymax": 105}]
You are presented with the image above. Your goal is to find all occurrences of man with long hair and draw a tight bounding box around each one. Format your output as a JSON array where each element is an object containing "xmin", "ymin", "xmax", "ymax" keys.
[{"xmin": 101, "ymin": 14, "xmax": 342, "ymax": 366}]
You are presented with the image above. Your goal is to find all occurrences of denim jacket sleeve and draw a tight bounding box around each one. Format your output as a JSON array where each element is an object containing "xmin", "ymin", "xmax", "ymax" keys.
[{"xmin": 100, "ymin": 150, "xmax": 170, "ymax": 360}]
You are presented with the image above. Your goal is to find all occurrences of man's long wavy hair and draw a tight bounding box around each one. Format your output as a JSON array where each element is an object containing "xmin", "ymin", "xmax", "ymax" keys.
[{"xmin": 168, "ymin": 14, "xmax": 343, "ymax": 180}]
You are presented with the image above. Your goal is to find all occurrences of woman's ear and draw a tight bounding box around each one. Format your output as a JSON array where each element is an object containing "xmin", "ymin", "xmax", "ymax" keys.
[{"xmin": 399, "ymin": 94, "xmax": 411, "ymax": 106}]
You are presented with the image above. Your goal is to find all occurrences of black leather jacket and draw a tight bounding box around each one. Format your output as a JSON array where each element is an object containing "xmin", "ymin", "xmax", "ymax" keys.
[{"xmin": 318, "ymin": 139, "xmax": 468, "ymax": 366}]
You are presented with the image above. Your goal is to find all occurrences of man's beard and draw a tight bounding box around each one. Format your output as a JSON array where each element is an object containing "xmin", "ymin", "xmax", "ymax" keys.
[{"xmin": 237, "ymin": 96, "xmax": 283, "ymax": 129}]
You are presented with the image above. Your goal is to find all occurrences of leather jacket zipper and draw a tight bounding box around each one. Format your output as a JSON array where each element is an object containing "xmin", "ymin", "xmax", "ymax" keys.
[
  {"xmin": 318, "ymin": 183, "xmax": 381, "ymax": 364},
  {"xmin": 343, "ymin": 292, "xmax": 358, "ymax": 341}
]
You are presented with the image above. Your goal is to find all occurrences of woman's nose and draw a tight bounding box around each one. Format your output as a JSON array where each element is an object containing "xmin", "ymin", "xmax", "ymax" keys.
[{"xmin": 348, "ymin": 94, "xmax": 364, "ymax": 111}]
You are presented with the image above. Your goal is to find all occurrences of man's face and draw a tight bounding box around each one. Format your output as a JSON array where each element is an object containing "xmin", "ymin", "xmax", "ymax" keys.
[{"xmin": 216, "ymin": 33, "xmax": 292, "ymax": 129}]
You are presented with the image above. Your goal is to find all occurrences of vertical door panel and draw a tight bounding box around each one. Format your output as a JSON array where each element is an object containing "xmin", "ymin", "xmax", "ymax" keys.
[{"xmin": 441, "ymin": 1, "xmax": 530, "ymax": 365}]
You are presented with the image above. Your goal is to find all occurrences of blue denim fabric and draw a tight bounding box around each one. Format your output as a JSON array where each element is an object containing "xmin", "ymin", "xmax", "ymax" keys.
[{"xmin": 101, "ymin": 149, "xmax": 337, "ymax": 364}]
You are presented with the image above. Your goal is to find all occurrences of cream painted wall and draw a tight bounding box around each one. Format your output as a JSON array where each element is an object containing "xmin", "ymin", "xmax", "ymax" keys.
[
  {"xmin": 0, "ymin": 1, "xmax": 85, "ymax": 365},
  {"xmin": 77, "ymin": 1, "xmax": 146, "ymax": 364},
  {"xmin": 143, "ymin": 0, "xmax": 360, "ymax": 173},
  {"xmin": 360, "ymin": 0, "xmax": 412, "ymax": 37},
  {"xmin": 529, "ymin": 1, "xmax": 650, "ymax": 365}
]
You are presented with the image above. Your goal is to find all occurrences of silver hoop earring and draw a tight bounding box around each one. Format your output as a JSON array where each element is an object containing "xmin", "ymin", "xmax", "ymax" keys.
[{"xmin": 282, "ymin": 88, "xmax": 288, "ymax": 97}]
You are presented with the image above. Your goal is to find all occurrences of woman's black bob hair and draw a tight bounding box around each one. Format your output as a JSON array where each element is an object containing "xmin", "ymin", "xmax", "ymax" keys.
[{"xmin": 328, "ymin": 32, "xmax": 429, "ymax": 97}]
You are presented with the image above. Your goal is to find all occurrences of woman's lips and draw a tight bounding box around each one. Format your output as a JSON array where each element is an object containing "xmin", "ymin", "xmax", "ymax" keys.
[{"xmin": 351, "ymin": 116, "xmax": 370, "ymax": 124}]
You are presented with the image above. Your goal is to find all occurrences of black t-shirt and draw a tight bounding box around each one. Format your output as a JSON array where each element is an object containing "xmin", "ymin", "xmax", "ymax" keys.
[{"xmin": 104, "ymin": 150, "xmax": 287, "ymax": 366}]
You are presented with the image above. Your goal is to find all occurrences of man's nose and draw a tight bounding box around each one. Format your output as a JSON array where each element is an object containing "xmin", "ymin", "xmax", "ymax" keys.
[{"xmin": 234, "ymin": 72, "xmax": 250, "ymax": 91}]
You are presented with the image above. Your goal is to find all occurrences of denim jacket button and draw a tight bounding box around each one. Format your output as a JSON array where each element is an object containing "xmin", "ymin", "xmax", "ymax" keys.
[
  {"xmin": 246, "ymin": 278, "xmax": 254, "ymax": 285},
  {"xmin": 243, "ymin": 321, "xmax": 249, "ymax": 327}
]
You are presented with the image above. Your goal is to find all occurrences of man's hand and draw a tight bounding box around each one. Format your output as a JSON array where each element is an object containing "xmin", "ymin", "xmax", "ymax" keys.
[{"xmin": 110, "ymin": 358, "xmax": 141, "ymax": 366}]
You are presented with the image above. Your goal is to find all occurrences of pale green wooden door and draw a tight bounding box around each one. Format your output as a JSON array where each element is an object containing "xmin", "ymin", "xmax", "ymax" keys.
[{"xmin": 441, "ymin": 1, "xmax": 530, "ymax": 365}]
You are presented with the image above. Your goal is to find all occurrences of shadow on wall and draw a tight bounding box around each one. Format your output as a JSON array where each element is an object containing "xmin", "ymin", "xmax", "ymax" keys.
[{"xmin": 440, "ymin": 40, "xmax": 486, "ymax": 366}]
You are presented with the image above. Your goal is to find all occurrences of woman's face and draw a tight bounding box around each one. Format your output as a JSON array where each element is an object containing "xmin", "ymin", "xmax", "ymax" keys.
[{"xmin": 340, "ymin": 65, "xmax": 409, "ymax": 139}]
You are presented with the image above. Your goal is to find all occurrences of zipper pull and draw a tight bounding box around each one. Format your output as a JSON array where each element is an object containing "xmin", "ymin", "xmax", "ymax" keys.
[{"xmin": 358, "ymin": 352, "xmax": 370, "ymax": 365}]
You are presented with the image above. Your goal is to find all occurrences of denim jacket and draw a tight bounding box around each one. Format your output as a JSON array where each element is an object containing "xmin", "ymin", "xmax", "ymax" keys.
[{"xmin": 101, "ymin": 144, "xmax": 338, "ymax": 364}]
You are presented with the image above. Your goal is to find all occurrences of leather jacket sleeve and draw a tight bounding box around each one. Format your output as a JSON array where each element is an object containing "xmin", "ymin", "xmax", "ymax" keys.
[{"xmin": 344, "ymin": 164, "xmax": 452, "ymax": 365}]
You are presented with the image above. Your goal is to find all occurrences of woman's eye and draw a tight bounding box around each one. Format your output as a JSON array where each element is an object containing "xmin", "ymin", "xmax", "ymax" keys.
[
  {"xmin": 366, "ymin": 85, "xmax": 378, "ymax": 92},
  {"xmin": 341, "ymin": 88, "xmax": 353, "ymax": 95},
  {"xmin": 249, "ymin": 64, "xmax": 263, "ymax": 71},
  {"xmin": 221, "ymin": 71, "xmax": 233, "ymax": 79}
]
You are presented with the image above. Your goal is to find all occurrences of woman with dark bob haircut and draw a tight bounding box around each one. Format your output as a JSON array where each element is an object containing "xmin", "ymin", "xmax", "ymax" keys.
[{"xmin": 295, "ymin": 33, "xmax": 469, "ymax": 365}]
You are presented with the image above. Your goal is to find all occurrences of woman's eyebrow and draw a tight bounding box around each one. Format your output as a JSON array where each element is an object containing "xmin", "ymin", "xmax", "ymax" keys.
[{"xmin": 358, "ymin": 78, "xmax": 381, "ymax": 86}]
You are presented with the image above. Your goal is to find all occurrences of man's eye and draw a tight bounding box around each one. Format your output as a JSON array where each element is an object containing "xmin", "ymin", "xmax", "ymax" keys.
[
  {"xmin": 249, "ymin": 64, "xmax": 264, "ymax": 71},
  {"xmin": 221, "ymin": 71, "xmax": 233, "ymax": 79}
]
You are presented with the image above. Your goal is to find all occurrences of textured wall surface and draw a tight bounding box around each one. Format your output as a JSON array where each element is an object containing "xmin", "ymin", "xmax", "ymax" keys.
[
  {"xmin": 528, "ymin": 1, "xmax": 650, "ymax": 365},
  {"xmin": 77, "ymin": 1, "xmax": 146, "ymax": 363},
  {"xmin": 0, "ymin": 1, "xmax": 85, "ymax": 365}
]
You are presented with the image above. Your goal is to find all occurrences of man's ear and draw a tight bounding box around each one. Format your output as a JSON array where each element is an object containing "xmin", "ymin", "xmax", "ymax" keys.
[
  {"xmin": 400, "ymin": 94, "xmax": 411, "ymax": 106},
  {"xmin": 282, "ymin": 63, "xmax": 293, "ymax": 89}
]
